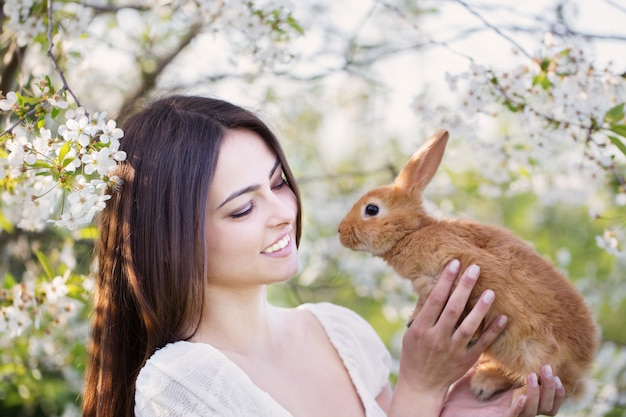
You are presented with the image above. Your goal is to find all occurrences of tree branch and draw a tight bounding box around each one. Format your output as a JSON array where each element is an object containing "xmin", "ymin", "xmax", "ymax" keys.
[
  {"xmin": 46, "ymin": 0, "xmax": 81, "ymax": 107},
  {"xmin": 115, "ymin": 21, "xmax": 204, "ymax": 120},
  {"xmin": 454, "ymin": 0, "xmax": 534, "ymax": 60},
  {"xmin": 81, "ymin": 2, "xmax": 150, "ymax": 14}
]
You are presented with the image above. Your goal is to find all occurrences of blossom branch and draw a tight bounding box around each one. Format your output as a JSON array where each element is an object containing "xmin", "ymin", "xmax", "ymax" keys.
[
  {"xmin": 116, "ymin": 20, "xmax": 203, "ymax": 118},
  {"xmin": 454, "ymin": 0, "xmax": 533, "ymax": 60},
  {"xmin": 81, "ymin": 2, "xmax": 151, "ymax": 14},
  {"xmin": 46, "ymin": 0, "xmax": 81, "ymax": 108}
]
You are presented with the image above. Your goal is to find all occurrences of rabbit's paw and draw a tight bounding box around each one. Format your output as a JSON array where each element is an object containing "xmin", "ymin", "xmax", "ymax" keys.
[{"xmin": 470, "ymin": 368, "xmax": 516, "ymax": 400}]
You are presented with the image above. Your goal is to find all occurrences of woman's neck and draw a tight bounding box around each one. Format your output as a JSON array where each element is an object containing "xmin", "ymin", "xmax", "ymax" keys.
[{"xmin": 190, "ymin": 284, "xmax": 283, "ymax": 356}]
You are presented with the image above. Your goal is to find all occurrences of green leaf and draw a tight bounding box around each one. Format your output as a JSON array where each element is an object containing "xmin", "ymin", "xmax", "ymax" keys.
[
  {"xmin": 532, "ymin": 73, "xmax": 551, "ymax": 90},
  {"xmin": 518, "ymin": 167, "xmax": 530, "ymax": 178},
  {"xmin": 2, "ymin": 272, "xmax": 17, "ymax": 289},
  {"xmin": 77, "ymin": 226, "xmax": 99, "ymax": 240},
  {"xmin": 35, "ymin": 250, "xmax": 54, "ymax": 280},
  {"xmin": 61, "ymin": 156, "xmax": 76, "ymax": 168},
  {"xmin": 604, "ymin": 103, "xmax": 625, "ymax": 124},
  {"xmin": 0, "ymin": 211, "xmax": 15, "ymax": 233},
  {"xmin": 58, "ymin": 141, "xmax": 71, "ymax": 163},
  {"xmin": 31, "ymin": 160, "xmax": 52, "ymax": 169},
  {"xmin": 609, "ymin": 124, "xmax": 626, "ymax": 138},
  {"xmin": 66, "ymin": 283, "xmax": 87, "ymax": 300},
  {"xmin": 608, "ymin": 135, "xmax": 626, "ymax": 157},
  {"xmin": 287, "ymin": 16, "xmax": 304, "ymax": 35}
]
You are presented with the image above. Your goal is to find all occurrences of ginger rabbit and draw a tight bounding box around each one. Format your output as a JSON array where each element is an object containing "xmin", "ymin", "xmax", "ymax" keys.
[{"xmin": 337, "ymin": 129, "xmax": 598, "ymax": 401}]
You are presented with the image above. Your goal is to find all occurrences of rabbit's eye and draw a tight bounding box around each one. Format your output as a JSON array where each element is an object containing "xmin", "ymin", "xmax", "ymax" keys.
[{"xmin": 364, "ymin": 204, "xmax": 379, "ymax": 216}]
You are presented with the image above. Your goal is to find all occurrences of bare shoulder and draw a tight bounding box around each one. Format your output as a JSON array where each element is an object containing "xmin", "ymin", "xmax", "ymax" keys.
[{"xmin": 271, "ymin": 305, "xmax": 328, "ymax": 341}]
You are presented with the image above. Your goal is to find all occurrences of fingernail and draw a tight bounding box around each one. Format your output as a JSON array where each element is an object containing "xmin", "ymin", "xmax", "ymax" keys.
[
  {"xmin": 529, "ymin": 372, "xmax": 538, "ymax": 387},
  {"xmin": 555, "ymin": 376, "xmax": 563, "ymax": 390},
  {"xmin": 467, "ymin": 264, "xmax": 480, "ymax": 279},
  {"xmin": 448, "ymin": 259, "xmax": 460, "ymax": 273},
  {"xmin": 497, "ymin": 315, "xmax": 508, "ymax": 327},
  {"xmin": 543, "ymin": 364, "xmax": 553, "ymax": 378},
  {"xmin": 482, "ymin": 289, "xmax": 495, "ymax": 303}
]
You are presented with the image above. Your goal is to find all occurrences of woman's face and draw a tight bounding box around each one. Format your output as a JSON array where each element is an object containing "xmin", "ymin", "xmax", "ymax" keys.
[{"xmin": 204, "ymin": 129, "xmax": 299, "ymax": 288}]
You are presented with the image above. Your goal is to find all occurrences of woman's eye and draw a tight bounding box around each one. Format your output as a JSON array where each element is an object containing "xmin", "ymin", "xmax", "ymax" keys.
[
  {"xmin": 231, "ymin": 203, "xmax": 254, "ymax": 219},
  {"xmin": 272, "ymin": 176, "xmax": 288, "ymax": 190}
]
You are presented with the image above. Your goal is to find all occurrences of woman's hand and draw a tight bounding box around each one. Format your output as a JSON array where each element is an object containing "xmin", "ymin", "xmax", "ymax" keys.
[
  {"xmin": 388, "ymin": 260, "xmax": 508, "ymax": 417},
  {"xmin": 442, "ymin": 364, "xmax": 566, "ymax": 417}
]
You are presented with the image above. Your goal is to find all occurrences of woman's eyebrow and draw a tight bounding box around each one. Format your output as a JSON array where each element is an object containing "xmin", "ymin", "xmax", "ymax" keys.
[
  {"xmin": 269, "ymin": 158, "xmax": 281, "ymax": 178},
  {"xmin": 218, "ymin": 158, "xmax": 281, "ymax": 209}
]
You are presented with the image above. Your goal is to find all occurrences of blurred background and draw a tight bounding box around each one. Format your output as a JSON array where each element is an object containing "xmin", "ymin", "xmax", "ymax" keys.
[{"xmin": 1, "ymin": 0, "xmax": 625, "ymax": 416}]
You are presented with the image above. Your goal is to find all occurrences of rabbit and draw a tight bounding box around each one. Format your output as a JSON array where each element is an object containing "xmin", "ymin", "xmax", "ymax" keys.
[{"xmin": 337, "ymin": 129, "xmax": 598, "ymax": 402}]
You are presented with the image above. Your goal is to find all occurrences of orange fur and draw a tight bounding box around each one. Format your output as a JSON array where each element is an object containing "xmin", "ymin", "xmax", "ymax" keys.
[{"xmin": 338, "ymin": 129, "xmax": 598, "ymax": 401}]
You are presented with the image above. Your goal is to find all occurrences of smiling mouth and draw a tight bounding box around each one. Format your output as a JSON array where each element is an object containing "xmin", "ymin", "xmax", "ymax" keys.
[{"xmin": 262, "ymin": 235, "xmax": 291, "ymax": 254}]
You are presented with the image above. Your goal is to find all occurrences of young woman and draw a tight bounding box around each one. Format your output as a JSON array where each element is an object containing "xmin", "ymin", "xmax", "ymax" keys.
[{"xmin": 82, "ymin": 95, "xmax": 565, "ymax": 417}]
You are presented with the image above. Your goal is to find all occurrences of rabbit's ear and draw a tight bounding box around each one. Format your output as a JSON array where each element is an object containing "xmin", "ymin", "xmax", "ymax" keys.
[{"xmin": 395, "ymin": 129, "xmax": 449, "ymax": 195}]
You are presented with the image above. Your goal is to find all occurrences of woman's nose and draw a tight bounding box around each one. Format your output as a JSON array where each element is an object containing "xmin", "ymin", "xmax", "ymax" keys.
[{"xmin": 268, "ymin": 190, "xmax": 297, "ymax": 226}]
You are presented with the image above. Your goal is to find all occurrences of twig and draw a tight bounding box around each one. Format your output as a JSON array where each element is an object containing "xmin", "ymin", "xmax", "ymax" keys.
[
  {"xmin": 116, "ymin": 20, "xmax": 204, "ymax": 118},
  {"xmin": 1, "ymin": 105, "xmax": 44, "ymax": 136},
  {"xmin": 46, "ymin": 0, "xmax": 81, "ymax": 108},
  {"xmin": 80, "ymin": 2, "xmax": 151, "ymax": 14},
  {"xmin": 454, "ymin": 0, "xmax": 533, "ymax": 60},
  {"xmin": 376, "ymin": 0, "xmax": 476, "ymax": 64}
]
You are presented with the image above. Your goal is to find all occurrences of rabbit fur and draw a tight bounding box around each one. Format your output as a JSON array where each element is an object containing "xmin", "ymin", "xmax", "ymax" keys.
[{"xmin": 337, "ymin": 129, "xmax": 598, "ymax": 402}]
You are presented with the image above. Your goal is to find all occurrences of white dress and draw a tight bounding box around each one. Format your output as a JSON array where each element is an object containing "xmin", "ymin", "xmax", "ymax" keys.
[{"xmin": 135, "ymin": 302, "xmax": 392, "ymax": 417}]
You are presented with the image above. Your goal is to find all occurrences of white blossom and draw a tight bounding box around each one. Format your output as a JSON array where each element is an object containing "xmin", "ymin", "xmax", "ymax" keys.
[
  {"xmin": 596, "ymin": 229, "xmax": 622, "ymax": 257},
  {"xmin": 59, "ymin": 115, "xmax": 95, "ymax": 147},
  {"xmin": 0, "ymin": 91, "xmax": 18, "ymax": 111},
  {"xmin": 33, "ymin": 127, "xmax": 53, "ymax": 156},
  {"xmin": 82, "ymin": 147, "xmax": 116, "ymax": 176},
  {"xmin": 42, "ymin": 276, "xmax": 69, "ymax": 305},
  {"xmin": 47, "ymin": 93, "xmax": 68, "ymax": 109},
  {"xmin": 3, "ymin": 306, "xmax": 33, "ymax": 338},
  {"xmin": 6, "ymin": 135, "xmax": 36, "ymax": 166},
  {"xmin": 99, "ymin": 119, "xmax": 123, "ymax": 144}
]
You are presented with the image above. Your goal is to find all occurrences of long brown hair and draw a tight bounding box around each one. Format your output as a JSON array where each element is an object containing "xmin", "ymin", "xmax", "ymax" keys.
[{"xmin": 82, "ymin": 95, "xmax": 302, "ymax": 417}]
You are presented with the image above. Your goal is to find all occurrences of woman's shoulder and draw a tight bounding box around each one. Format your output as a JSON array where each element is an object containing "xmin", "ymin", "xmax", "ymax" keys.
[
  {"xmin": 141, "ymin": 340, "xmax": 218, "ymax": 367},
  {"xmin": 135, "ymin": 342, "xmax": 224, "ymax": 401},
  {"xmin": 297, "ymin": 301, "xmax": 390, "ymax": 365},
  {"xmin": 298, "ymin": 302, "xmax": 391, "ymax": 394},
  {"xmin": 137, "ymin": 340, "xmax": 228, "ymax": 382},
  {"xmin": 297, "ymin": 302, "xmax": 379, "ymax": 338},
  {"xmin": 135, "ymin": 341, "xmax": 267, "ymax": 416}
]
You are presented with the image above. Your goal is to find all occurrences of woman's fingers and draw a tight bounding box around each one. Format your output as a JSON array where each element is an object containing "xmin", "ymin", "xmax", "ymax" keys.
[
  {"xmin": 538, "ymin": 365, "xmax": 566, "ymax": 416},
  {"xmin": 465, "ymin": 313, "xmax": 508, "ymax": 354},
  {"xmin": 521, "ymin": 372, "xmax": 541, "ymax": 417},
  {"xmin": 537, "ymin": 365, "xmax": 556, "ymax": 412},
  {"xmin": 507, "ymin": 366, "xmax": 565, "ymax": 417},
  {"xmin": 503, "ymin": 394, "xmax": 527, "ymax": 417},
  {"xmin": 437, "ymin": 264, "xmax": 480, "ymax": 332},
  {"xmin": 413, "ymin": 259, "xmax": 461, "ymax": 327},
  {"xmin": 414, "ymin": 261, "xmax": 499, "ymax": 349},
  {"xmin": 550, "ymin": 376, "xmax": 566, "ymax": 415}
]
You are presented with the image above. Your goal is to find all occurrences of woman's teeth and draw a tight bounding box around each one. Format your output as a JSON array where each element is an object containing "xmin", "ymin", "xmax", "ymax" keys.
[{"xmin": 263, "ymin": 235, "xmax": 290, "ymax": 254}]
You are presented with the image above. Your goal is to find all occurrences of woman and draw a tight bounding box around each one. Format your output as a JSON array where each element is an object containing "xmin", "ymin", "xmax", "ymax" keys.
[{"xmin": 83, "ymin": 95, "xmax": 565, "ymax": 417}]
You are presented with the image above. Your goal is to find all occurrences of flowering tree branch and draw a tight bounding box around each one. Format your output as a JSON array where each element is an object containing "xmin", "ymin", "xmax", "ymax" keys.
[
  {"xmin": 116, "ymin": 20, "xmax": 204, "ymax": 119},
  {"xmin": 46, "ymin": 0, "xmax": 81, "ymax": 108}
]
